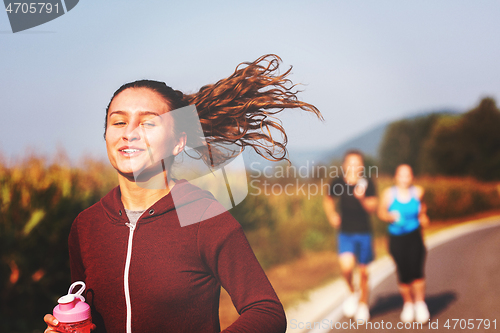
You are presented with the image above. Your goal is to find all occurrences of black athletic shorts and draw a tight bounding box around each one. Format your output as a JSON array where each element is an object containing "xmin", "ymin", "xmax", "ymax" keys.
[{"xmin": 389, "ymin": 228, "xmax": 426, "ymax": 284}]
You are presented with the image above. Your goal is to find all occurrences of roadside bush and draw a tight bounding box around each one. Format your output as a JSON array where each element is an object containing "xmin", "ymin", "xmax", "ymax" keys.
[{"xmin": 0, "ymin": 155, "xmax": 116, "ymax": 333}]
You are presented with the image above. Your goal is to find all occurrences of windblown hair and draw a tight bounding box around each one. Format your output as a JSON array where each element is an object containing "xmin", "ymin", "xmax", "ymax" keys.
[{"xmin": 105, "ymin": 54, "xmax": 322, "ymax": 167}]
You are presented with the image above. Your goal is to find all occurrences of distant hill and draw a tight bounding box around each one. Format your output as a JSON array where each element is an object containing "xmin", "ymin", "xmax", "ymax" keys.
[
  {"xmin": 284, "ymin": 108, "xmax": 462, "ymax": 168},
  {"xmin": 322, "ymin": 122, "xmax": 388, "ymax": 161}
]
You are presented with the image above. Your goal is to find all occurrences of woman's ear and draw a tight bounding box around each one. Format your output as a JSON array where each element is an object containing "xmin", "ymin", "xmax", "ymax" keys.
[{"xmin": 172, "ymin": 132, "xmax": 187, "ymax": 156}]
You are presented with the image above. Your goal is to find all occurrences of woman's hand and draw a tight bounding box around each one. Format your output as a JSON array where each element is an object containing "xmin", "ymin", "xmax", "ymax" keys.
[
  {"xmin": 416, "ymin": 188, "xmax": 430, "ymax": 228},
  {"xmin": 44, "ymin": 314, "xmax": 60, "ymax": 333},
  {"xmin": 419, "ymin": 212, "xmax": 430, "ymax": 228},
  {"xmin": 44, "ymin": 314, "xmax": 96, "ymax": 332},
  {"xmin": 388, "ymin": 211, "xmax": 400, "ymax": 223}
]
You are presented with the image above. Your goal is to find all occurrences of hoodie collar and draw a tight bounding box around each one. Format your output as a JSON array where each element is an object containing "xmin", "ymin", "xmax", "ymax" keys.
[{"xmin": 100, "ymin": 179, "xmax": 217, "ymax": 225}]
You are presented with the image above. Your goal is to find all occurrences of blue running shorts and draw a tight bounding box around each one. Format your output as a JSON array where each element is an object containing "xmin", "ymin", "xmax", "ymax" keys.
[{"xmin": 338, "ymin": 232, "xmax": 373, "ymax": 265}]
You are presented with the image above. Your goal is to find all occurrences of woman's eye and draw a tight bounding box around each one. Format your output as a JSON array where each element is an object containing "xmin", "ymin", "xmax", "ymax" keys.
[
  {"xmin": 113, "ymin": 122, "xmax": 126, "ymax": 126},
  {"xmin": 142, "ymin": 122, "xmax": 156, "ymax": 127}
]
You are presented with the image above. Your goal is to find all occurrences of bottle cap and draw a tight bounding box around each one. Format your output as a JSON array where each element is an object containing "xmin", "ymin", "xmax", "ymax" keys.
[{"xmin": 53, "ymin": 281, "xmax": 91, "ymax": 323}]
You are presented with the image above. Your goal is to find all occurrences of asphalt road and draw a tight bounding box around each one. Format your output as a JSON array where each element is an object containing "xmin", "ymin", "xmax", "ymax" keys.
[{"xmin": 332, "ymin": 224, "xmax": 500, "ymax": 332}]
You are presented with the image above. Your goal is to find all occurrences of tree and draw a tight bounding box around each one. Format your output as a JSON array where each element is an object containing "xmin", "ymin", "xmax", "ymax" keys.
[
  {"xmin": 423, "ymin": 97, "xmax": 500, "ymax": 180},
  {"xmin": 378, "ymin": 114, "xmax": 441, "ymax": 175},
  {"xmin": 419, "ymin": 115, "xmax": 462, "ymax": 175}
]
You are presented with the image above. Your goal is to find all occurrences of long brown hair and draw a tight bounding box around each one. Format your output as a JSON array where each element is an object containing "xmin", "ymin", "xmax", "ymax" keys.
[{"xmin": 105, "ymin": 54, "xmax": 322, "ymax": 167}]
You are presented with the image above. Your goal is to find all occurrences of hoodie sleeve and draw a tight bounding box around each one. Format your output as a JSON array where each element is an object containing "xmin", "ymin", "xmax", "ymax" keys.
[
  {"xmin": 68, "ymin": 216, "xmax": 86, "ymax": 283},
  {"xmin": 197, "ymin": 202, "xmax": 287, "ymax": 333}
]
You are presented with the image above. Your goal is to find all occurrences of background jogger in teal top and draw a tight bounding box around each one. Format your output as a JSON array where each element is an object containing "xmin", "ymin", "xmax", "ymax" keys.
[{"xmin": 378, "ymin": 164, "xmax": 430, "ymax": 324}]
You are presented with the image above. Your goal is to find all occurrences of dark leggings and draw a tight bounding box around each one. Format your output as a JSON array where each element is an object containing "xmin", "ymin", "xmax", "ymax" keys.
[{"xmin": 389, "ymin": 228, "xmax": 426, "ymax": 284}]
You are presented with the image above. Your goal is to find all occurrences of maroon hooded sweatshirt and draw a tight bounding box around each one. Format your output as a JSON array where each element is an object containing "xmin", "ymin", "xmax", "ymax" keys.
[{"xmin": 68, "ymin": 180, "xmax": 286, "ymax": 333}]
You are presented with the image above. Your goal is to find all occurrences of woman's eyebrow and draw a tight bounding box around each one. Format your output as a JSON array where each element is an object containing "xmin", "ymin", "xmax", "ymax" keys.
[
  {"xmin": 108, "ymin": 110, "xmax": 127, "ymax": 117},
  {"xmin": 138, "ymin": 111, "xmax": 160, "ymax": 117},
  {"xmin": 109, "ymin": 110, "xmax": 160, "ymax": 117}
]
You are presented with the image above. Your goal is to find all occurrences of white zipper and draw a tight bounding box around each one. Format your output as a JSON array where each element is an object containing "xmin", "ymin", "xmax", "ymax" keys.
[{"xmin": 124, "ymin": 222, "xmax": 136, "ymax": 333}]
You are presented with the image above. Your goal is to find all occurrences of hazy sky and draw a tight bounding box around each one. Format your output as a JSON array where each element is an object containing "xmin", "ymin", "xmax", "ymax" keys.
[{"xmin": 1, "ymin": 1, "xmax": 499, "ymax": 163}]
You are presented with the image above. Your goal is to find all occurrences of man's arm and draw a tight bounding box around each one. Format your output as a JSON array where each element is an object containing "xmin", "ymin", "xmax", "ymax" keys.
[
  {"xmin": 359, "ymin": 196, "xmax": 378, "ymax": 214},
  {"xmin": 353, "ymin": 180, "xmax": 378, "ymax": 213},
  {"xmin": 323, "ymin": 195, "xmax": 341, "ymax": 228}
]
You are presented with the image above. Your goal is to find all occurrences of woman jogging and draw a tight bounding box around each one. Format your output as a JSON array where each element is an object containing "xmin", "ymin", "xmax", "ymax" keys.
[
  {"xmin": 43, "ymin": 55, "xmax": 321, "ymax": 333},
  {"xmin": 378, "ymin": 164, "xmax": 430, "ymax": 323}
]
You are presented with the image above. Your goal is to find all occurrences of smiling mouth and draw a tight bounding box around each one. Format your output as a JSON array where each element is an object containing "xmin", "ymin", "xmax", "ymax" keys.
[
  {"xmin": 121, "ymin": 149, "xmax": 141, "ymax": 153},
  {"xmin": 119, "ymin": 148, "xmax": 146, "ymax": 157}
]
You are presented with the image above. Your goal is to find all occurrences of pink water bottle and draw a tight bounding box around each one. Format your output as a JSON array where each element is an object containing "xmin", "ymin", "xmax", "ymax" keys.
[{"xmin": 53, "ymin": 281, "xmax": 93, "ymax": 333}]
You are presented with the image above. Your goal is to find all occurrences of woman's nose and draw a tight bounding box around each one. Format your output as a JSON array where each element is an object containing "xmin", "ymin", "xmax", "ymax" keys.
[{"xmin": 123, "ymin": 124, "xmax": 141, "ymax": 141}]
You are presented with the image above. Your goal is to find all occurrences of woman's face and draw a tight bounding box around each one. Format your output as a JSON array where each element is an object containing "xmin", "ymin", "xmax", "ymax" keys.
[
  {"xmin": 105, "ymin": 88, "xmax": 183, "ymax": 178},
  {"xmin": 394, "ymin": 164, "xmax": 413, "ymax": 188}
]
